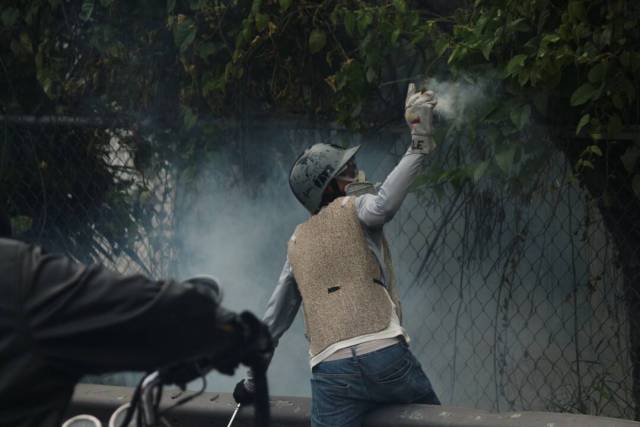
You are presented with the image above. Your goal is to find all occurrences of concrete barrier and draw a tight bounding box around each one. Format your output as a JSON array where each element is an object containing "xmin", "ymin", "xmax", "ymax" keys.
[{"xmin": 67, "ymin": 384, "xmax": 640, "ymax": 427}]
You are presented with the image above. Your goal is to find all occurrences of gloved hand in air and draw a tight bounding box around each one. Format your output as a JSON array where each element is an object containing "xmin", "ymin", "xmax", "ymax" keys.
[{"xmin": 404, "ymin": 83, "xmax": 438, "ymax": 154}]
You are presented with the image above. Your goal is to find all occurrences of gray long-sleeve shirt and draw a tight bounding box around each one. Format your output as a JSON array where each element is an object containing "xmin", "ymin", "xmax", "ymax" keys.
[{"xmin": 264, "ymin": 147, "xmax": 426, "ymax": 349}]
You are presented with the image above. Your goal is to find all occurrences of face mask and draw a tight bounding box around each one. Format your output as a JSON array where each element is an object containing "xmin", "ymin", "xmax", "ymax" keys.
[
  {"xmin": 345, "ymin": 179, "xmax": 379, "ymax": 197},
  {"xmin": 337, "ymin": 170, "xmax": 366, "ymax": 184}
]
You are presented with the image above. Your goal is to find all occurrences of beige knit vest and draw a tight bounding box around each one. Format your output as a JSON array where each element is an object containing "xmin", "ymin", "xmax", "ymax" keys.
[{"xmin": 288, "ymin": 196, "xmax": 402, "ymax": 358}]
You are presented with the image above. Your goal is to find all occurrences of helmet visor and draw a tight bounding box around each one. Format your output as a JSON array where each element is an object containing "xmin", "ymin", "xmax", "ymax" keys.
[{"xmin": 337, "ymin": 158, "xmax": 358, "ymax": 180}]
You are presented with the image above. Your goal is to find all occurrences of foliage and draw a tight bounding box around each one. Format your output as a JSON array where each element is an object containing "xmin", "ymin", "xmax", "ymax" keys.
[
  {"xmin": 0, "ymin": 125, "xmax": 138, "ymax": 264},
  {"xmin": 2, "ymin": 0, "xmax": 638, "ymax": 168},
  {"xmin": 162, "ymin": 0, "xmax": 438, "ymax": 127},
  {"xmin": 437, "ymin": 0, "xmax": 640, "ymax": 192},
  {"xmin": 2, "ymin": 0, "xmax": 639, "ymax": 256},
  {"xmin": 0, "ymin": 0, "xmax": 439, "ymax": 264},
  {"xmin": 435, "ymin": 1, "xmax": 640, "ymax": 419},
  {"xmin": 1, "ymin": 0, "xmax": 639, "ymax": 417}
]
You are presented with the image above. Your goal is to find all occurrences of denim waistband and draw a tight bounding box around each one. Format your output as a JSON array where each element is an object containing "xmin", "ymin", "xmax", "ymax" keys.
[{"xmin": 323, "ymin": 336, "xmax": 403, "ymax": 363}]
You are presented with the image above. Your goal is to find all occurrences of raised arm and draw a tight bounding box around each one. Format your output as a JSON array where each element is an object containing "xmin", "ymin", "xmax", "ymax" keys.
[
  {"xmin": 355, "ymin": 149, "xmax": 426, "ymax": 228},
  {"xmin": 356, "ymin": 84, "xmax": 438, "ymax": 228}
]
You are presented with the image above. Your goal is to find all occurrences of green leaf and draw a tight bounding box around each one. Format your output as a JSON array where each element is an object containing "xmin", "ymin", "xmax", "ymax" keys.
[
  {"xmin": 79, "ymin": 0, "xmax": 95, "ymax": 21},
  {"xmin": 308, "ymin": 29, "xmax": 327, "ymax": 54},
  {"xmin": 481, "ymin": 40, "xmax": 494, "ymax": 60},
  {"xmin": 255, "ymin": 13, "xmax": 269, "ymax": 32},
  {"xmin": 351, "ymin": 102, "xmax": 363, "ymax": 118},
  {"xmin": 518, "ymin": 69, "xmax": 530, "ymax": 86},
  {"xmin": 509, "ymin": 109, "xmax": 520, "ymax": 129},
  {"xmin": 495, "ymin": 147, "xmax": 517, "ymax": 174},
  {"xmin": 366, "ymin": 67, "xmax": 377, "ymax": 83},
  {"xmin": 533, "ymin": 93, "xmax": 548, "ymax": 116},
  {"xmin": 1, "ymin": 8, "xmax": 20, "ymax": 27},
  {"xmin": 344, "ymin": 12, "xmax": 355, "ymax": 37},
  {"xmin": 612, "ymin": 92, "xmax": 624, "ymax": 109},
  {"xmin": 391, "ymin": 29, "xmax": 401, "ymax": 44},
  {"xmin": 474, "ymin": 16, "xmax": 488, "ymax": 35},
  {"xmin": 202, "ymin": 75, "xmax": 225, "ymax": 96},
  {"xmin": 568, "ymin": 1, "xmax": 586, "ymax": 22},
  {"xmin": 19, "ymin": 32, "xmax": 33, "ymax": 54},
  {"xmin": 447, "ymin": 45, "xmax": 464, "ymax": 64},
  {"xmin": 507, "ymin": 18, "xmax": 526, "ymax": 31},
  {"xmin": 485, "ymin": 126, "xmax": 501, "ymax": 145},
  {"xmin": 541, "ymin": 33, "xmax": 561, "ymax": 46},
  {"xmin": 621, "ymin": 145, "xmax": 640, "ymax": 174},
  {"xmin": 577, "ymin": 159, "xmax": 594, "ymax": 170},
  {"xmin": 182, "ymin": 106, "xmax": 198, "ymax": 129},
  {"xmin": 357, "ymin": 11, "xmax": 373, "ymax": 34},
  {"xmin": 588, "ymin": 63, "xmax": 607, "ymax": 84},
  {"xmin": 11, "ymin": 216, "xmax": 33, "ymax": 235},
  {"xmin": 392, "ymin": 0, "xmax": 406, "ymax": 12},
  {"xmin": 279, "ymin": 0, "xmax": 292, "ymax": 11},
  {"xmin": 586, "ymin": 144, "xmax": 603, "ymax": 157},
  {"xmin": 434, "ymin": 38, "xmax": 449, "ymax": 57},
  {"xmin": 576, "ymin": 113, "xmax": 590, "ymax": 134},
  {"xmin": 473, "ymin": 161, "xmax": 489, "ymax": 183},
  {"xmin": 189, "ymin": 0, "xmax": 203, "ymax": 10},
  {"xmin": 607, "ymin": 114, "xmax": 623, "ymax": 137},
  {"xmin": 167, "ymin": 0, "xmax": 176, "ymax": 14},
  {"xmin": 251, "ymin": 0, "xmax": 262, "ymax": 14},
  {"xmin": 510, "ymin": 104, "xmax": 531, "ymax": 130},
  {"xmin": 570, "ymin": 83, "xmax": 598, "ymax": 106},
  {"xmin": 174, "ymin": 18, "xmax": 197, "ymax": 53},
  {"xmin": 197, "ymin": 41, "xmax": 218, "ymax": 59},
  {"xmin": 506, "ymin": 54, "xmax": 527, "ymax": 76},
  {"xmin": 521, "ymin": 105, "xmax": 532, "ymax": 128}
]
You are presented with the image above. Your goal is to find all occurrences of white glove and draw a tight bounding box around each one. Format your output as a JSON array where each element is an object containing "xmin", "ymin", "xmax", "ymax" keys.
[{"xmin": 404, "ymin": 83, "xmax": 437, "ymax": 154}]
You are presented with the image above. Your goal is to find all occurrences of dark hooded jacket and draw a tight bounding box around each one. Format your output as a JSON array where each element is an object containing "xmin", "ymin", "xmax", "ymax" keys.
[{"xmin": 0, "ymin": 238, "xmax": 240, "ymax": 427}]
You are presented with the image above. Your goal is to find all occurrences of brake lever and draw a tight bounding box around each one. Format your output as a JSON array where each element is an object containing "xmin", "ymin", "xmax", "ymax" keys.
[{"xmin": 140, "ymin": 371, "xmax": 162, "ymax": 426}]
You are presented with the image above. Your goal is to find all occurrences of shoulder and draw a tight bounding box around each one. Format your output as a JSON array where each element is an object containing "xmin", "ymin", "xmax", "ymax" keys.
[
  {"xmin": 0, "ymin": 237, "xmax": 32, "ymax": 252},
  {"xmin": 0, "ymin": 238, "xmax": 42, "ymax": 265},
  {"xmin": 328, "ymin": 196, "xmax": 355, "ymax": 210}
]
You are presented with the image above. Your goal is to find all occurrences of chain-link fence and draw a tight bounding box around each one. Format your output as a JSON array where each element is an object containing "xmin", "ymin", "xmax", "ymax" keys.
[
  {"xmin": 1, "ymin": 117, "xmax": 636, "ymax": 420},
  {"xmin": 1, "ymin": 116, "xmax": 179, "ymax": 386},
  {"xmin": 382, "ymin": 138, "xmax": 634, "ymax": 420},
  {"xmin": 1, "ymin": 117, "xmax": 176, "ymax": 278}
]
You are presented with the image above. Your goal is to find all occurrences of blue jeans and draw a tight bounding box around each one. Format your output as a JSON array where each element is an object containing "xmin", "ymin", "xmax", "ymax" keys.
[{"xmin": 310, "ymin": 342, "xmax": 440, "ymax": 427}]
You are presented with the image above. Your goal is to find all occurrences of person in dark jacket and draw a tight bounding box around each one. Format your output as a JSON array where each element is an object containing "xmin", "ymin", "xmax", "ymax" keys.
[{"xmin": 0, "ymin": 207, "xmax": 272, "ymax": 427}]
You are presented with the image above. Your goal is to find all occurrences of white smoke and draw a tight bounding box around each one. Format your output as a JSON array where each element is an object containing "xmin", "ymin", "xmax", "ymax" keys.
[
  {"xmin": 176, "ymin": 152, "xmax": 311, "ymax": 396},
  {"xmin": 174, "ymin": 133, "xmax": 400, "ymax": 397},
  {"xmin": 423, "ymin": 77, "xmax": 488, "ymax": 122}
]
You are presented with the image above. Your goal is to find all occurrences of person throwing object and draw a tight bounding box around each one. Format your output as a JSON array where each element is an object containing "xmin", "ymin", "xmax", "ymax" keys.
[{"xmin": 234, "ymin": 83, "xmax": 441, "ymax": 427}]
